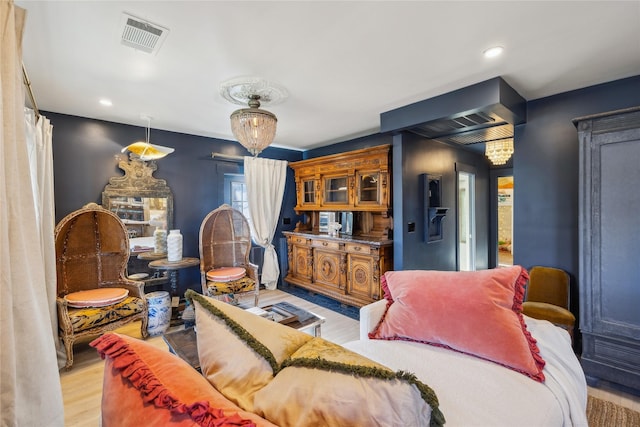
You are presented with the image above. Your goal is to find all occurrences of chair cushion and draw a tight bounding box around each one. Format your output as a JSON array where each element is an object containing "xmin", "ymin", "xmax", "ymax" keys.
[
  {"xmin": 68, "ymin": 296, "xmax": 145, "ymax": 333},
  {"xmin": 370, "ymin": 266, "xmax": 546, "ymax": 382},
  {"xmin": 206, "ymin": 277, "xmax": 255, "ymax": 295},
  {"xmin": 522, "ymin": 301, "xmax": 576, "ymax": 326},
  {"xmin": 65, "ymin": 288, "xmax": 129, "ymax": 308},
  {"xmin": 206, "ymin": 267, "xmax": 246, "ymax": 282}
]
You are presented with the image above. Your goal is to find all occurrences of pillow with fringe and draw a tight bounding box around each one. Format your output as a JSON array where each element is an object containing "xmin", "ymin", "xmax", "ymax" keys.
[
  {"xmin": 253, "ymin": 337, "xmax": 445, "ymax": 427},
  {"xmin": 90, "ymin": 333, "xmax": 274, "ymax": 427},
  {"xmin": 186, "ymin": 290, "xmax": 313, "ymax": 413},
  {"xmin": 370, "ymin": 266, "xmax": 546, "ymax": 381}
]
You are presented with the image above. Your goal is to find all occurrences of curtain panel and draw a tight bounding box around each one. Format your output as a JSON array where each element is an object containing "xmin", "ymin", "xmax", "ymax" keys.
[
  {"xmin": 0, "ymin": 2, "xmax": 65, "ymax": 425},
  {"xmin": 244, "ymin": 157, "xmax": 287, "ymax": 290}
]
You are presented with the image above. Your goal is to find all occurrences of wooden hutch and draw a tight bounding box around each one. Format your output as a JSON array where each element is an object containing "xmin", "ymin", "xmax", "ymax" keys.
[{"xmin": 283, "ymin": 145, "xmax": 393, "ymax": 307}]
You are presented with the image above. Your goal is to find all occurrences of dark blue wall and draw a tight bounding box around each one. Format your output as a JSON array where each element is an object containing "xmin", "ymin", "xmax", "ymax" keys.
[
  {"xmin": 48, "ymin": 112, "xmax": 303, "ymax": 294},
  {"xmin": 47, "ymin": 75, "xmax": 640, "ymax": 306},
  {"xmin": 513, "ymin": 75, "xmax": 640, "ymax": 330}
]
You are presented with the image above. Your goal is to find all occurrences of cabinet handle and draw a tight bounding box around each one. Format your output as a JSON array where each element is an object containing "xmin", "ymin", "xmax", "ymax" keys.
[
  {"xmin": 322, "ymin": 242, "xmax": 328, "ymax": 246},
  {"xmin": 353, "ymin": 246, "xmax": 361, "ymax": 251}
]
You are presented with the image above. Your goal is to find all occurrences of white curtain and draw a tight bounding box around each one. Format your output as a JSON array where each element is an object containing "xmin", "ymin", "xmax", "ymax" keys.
[
  {"xmin": 244, "ymin": 156, "xmax": 288, "ymax": 290},
  {"xmin": 1, "ymin": 2, "xmax": 65, "ymax": 425}
]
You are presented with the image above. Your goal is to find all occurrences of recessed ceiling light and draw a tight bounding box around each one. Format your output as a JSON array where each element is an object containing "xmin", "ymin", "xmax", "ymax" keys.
[
  {"xmin": 483, "ymin": 46, "xmax": 504, "ymax": 58},
  {"xmin": 99, "ymin": 98, "xmax": 113, "ymax": 107}
]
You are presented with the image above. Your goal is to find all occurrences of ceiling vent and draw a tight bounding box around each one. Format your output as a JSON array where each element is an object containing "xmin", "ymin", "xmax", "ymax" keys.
[{"xmin": 119, "ymin": 12, "xmax": 169, "ymax": 55}]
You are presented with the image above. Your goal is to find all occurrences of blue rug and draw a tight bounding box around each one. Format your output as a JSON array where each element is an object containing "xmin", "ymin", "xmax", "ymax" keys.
[{"xmin": 279, "ymin": 283, "xmax": 360, "ymax": 321}]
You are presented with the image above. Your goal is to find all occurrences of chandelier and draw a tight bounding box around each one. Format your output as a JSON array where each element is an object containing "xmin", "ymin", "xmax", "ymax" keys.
[
  {"xmin": 230, "ymin": 95, "xmax": 277, "ymax": 156},
  {"xmin": 485, "ymin": 138, "xmax": 514, "ymax": 165},
  {"xmin": 221, "ymin": 77, "xmax": 287, "ymax": 157},
  {"xmin": 121, "ymin": 116, "xmax": 174, "ymax": 161}
]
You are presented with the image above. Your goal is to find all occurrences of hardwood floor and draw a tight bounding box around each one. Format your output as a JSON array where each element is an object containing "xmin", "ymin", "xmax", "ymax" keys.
[
  {"xmin": 59, "ymin": 289, "xmax": 359, "ymax": 426},
  {"xmin": 60, "ymin": 289, "xmax": 640, "ymax": 426}
]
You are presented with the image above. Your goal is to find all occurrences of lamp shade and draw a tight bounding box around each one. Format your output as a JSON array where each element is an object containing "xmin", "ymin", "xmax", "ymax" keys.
[
  {"xmin": 121, "ymin": 141, "xmax": 174, "ymax": 161},
  {"xmin": 230, "ymin": 95, "xmax": 277, "ymax": 156}
]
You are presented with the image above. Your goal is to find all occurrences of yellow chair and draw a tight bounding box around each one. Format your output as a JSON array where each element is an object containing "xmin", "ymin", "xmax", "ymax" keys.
[
  {"xmin": 522, "ymin": 266, "xmax": 575, "ymax": 342},
  {"xmin": 55, "ymin": 203, "xmax": 148, "ymax": 369},
  {"xmin": 198, "ymin": 204, "xmax": 259, "ymax": 306}
]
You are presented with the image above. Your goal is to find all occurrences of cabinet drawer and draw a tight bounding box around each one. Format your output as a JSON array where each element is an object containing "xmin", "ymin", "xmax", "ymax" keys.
[
  {"xmin": 289, "ymin": 236, "xmax": 310, "ymax": 246},
  {"xmin": 312, "ymin": 239, "xmax": 340, "ymax": 251},
  {"xmin": 345, "ymin": 243, "xmax": 371, "ymax": 255}
]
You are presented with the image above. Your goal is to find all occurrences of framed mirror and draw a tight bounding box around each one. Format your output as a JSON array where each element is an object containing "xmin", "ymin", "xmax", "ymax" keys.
[{"xmin": 102, "ymin": 156, "xmax": 173, "ymax": 248}]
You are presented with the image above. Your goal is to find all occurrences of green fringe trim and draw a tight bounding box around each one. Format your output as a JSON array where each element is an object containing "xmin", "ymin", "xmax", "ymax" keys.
[
  {"xmin": 281, "ymin": 357, "xmax": 445, "ymax": 427},
  {"xmin": 185, "ymin": 290, "xmax": 279, "ymax": 374}
]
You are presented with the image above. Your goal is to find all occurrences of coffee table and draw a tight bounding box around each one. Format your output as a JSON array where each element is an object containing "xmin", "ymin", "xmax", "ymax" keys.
[{"xmin": 163, "ymin": 301, "xmax": 325, "ymax": 370}]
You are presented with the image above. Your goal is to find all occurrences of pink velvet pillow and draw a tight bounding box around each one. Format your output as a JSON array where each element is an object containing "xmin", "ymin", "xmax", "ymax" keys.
[{"xmin": 370, "ymin": 266, "xmax": 546, "ymax": 381}]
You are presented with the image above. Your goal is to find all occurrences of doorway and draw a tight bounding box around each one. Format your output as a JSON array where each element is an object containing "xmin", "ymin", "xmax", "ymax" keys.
[
  {"xmin": 457, "ymin": 167, "xmax": 476, "ymax": 271},
  {"xmin": 497, "ymin": 176, "xmax": 513, "ymax": 266}
]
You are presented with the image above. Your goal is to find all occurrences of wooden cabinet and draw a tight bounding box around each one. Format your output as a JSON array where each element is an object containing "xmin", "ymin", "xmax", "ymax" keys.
[
  {"xmin": 284, "ymin": 232, "xmax": 392, "ymax": 307},
  {"xmin": 291, "ymin": 145, "xmax": 391, "ymax": 212},
  {"xmin": 574, "ymin": 106, "xmax": 640, "ymax": 393}
]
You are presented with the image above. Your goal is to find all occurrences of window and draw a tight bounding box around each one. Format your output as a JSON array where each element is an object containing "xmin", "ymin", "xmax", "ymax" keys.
[{"xmin": 224, "ymin": 174, "xmax": 251, "ymax": 222}]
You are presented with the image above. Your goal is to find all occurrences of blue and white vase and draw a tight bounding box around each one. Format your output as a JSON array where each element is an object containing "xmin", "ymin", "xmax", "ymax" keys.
[{"xmin": 146, "ymin": 291, "xmax": 171, "ymax": 336}]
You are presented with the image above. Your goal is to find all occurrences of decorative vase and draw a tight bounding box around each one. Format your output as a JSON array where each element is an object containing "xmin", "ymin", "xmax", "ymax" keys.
[
  {"xmin": 154, "ymin": 228, "xmax": 167, "ymax": 254},
  {"xmin": 146, "ymin": 291, "xmax": 171, "ymax": 336},
  {"xmin": 167, "ymin": 229, "xmax": 182, "ymax": 262}
]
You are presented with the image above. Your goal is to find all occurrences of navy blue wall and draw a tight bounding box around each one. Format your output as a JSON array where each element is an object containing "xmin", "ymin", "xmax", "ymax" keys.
[
  {"xmin": 48, "ymin": 112, "xmax": 303, "ymax": 294},
  {"xmin": 513, "ymin": 75, "xmax": 640, "ymax": 330}
]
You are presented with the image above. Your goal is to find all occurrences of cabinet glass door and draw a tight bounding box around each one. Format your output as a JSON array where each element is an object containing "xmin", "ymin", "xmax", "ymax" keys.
[
  {"xmin": 324, "ymin": 176, "xmax": 349, "ymax": 204},
  {"xmin": 357, "ymin": 172, "xmax": 380, "ymax": 204},
  {"xmin": 302, "ymin": 179, "xmax": 316, "ymax": 205}
]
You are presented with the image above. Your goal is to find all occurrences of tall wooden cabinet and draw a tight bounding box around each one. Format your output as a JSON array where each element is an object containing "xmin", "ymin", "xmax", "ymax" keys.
[
  {"xmin": 575, "ymin": 106, "xmax": 640, "ymax": 393},
  {"xmin": 285, "ymin": 145, "xmax": 393, "ymax": 307}
]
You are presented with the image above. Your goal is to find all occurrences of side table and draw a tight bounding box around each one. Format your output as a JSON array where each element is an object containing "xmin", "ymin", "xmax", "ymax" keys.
[{"xmin": 149, "ymin": 257, "xmax": 200, "ymax": 324}]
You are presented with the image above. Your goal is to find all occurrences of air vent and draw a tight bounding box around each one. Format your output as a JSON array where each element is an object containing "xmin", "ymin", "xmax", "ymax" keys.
[{"xmin": 120, "ymin": 13, "xmax": 169, "ymax": 55}]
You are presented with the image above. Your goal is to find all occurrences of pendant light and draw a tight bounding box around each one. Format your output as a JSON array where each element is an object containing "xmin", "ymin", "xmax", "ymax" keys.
[{"xmin": 121, "ymin": 116, "xmax": 174, "ymax": 161}]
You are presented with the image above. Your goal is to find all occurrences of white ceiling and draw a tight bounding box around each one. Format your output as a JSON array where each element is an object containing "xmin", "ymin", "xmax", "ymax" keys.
[{"xmin": 16, "ymin": 1, "xmax": 640, "ymax": 152}]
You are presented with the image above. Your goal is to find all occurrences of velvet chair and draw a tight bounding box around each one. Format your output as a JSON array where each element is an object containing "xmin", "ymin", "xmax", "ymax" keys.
[
  {"xmin": 522, "ymin": 266, "xmax": 575, "ymax": 342},
  {"xmin": 199, "ymin": 204, "xmax": 259, "ymax": 306},
  {"xmin": 55, "ymin": 203, "xmax": 148, "ymax": 369}
]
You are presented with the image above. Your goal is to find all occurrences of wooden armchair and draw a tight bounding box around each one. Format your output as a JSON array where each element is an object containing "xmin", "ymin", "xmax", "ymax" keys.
[
  {"xmin": 55, "ymin": 203, "xmax": 148, "ymax": 369},
  {"xmin": 199, "ymin": 204, "xmax": 259, "ymax": 306}
]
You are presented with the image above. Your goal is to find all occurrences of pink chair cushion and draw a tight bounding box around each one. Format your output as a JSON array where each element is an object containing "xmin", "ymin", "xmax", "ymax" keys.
[
  {"xmin": 65, "ymin": 288, "xmax": 129, "ymax": 308},
  {"xmin": 206, "ymin": 267, "xmax": 246, "ymax": 282}
]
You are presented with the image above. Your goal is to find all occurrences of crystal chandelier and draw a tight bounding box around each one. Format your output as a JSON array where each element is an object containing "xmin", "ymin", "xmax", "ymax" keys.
[
  {"xmin": 485, "ymin": 138, "xmax": 514, "ymax": 165},
  {"xmin": 230, "ymin": 95, "xmax": 277, "ymax": 156},
  {"xmin": 221, "ymin": 76, "xmax": 288, "ymax": 157}
]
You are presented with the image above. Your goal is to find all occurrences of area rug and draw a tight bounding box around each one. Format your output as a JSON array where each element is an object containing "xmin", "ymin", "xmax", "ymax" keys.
[
  {"xmin": 587, "ymin": 395, "xmax": 640, "ymax": 427},
  {"xmin": 279, "ymin": 282, "xmax": 360, "ymax": 320}
]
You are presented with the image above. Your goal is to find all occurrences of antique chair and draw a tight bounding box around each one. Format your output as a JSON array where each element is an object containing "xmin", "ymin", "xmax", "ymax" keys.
[
  {"xmin": 522, "ymin": 266, "xmax": 575, "ymax": 342},
  {"xmin": 199, "ymin": 204, "xmax": 259, "ymax": 306},
  {"xmin": 55, "ymin": 203, "xmax": 148, "ymax": 369}
]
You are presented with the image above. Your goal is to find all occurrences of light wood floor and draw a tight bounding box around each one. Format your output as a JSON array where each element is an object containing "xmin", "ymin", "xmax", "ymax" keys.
[{"xmin": 60, "ymin": 289, "xmax": 640, "ymax": 426}]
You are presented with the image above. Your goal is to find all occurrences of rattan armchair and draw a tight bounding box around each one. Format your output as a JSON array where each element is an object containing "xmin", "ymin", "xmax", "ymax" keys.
[
  {"xmin": 55, "ymin": 203, "xmax": 148, "ymax": 369},
  {"xmin": 199, "ymin": 204, "xmax": 259, "ymax": 306}
]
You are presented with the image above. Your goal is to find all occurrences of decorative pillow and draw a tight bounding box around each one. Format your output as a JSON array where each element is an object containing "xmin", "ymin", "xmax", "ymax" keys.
[
  {"xmin": 90, "ymin": 333, "xmax": 274, "ymax": 427},
  {"xmin": 370, "ymin": 266, "xmax": 546, "ymax": 382},
  {"xmin": 186, "ymin": 290, "xmax": 313, "ymax": 412},
  {"xmin": 65, "ymin": 288, "xmax": 129, "ymax": 308},
  {"xmin": 206, "ymin": 267, "xmax": 246, "ymax": 282},
  {"xmin": 253, "ymin": 337, "xmax": 445, "ymax": 427}
]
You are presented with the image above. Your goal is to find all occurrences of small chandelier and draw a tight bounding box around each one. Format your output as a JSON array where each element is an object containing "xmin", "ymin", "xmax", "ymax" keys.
[
  {"xmin": 485, "ymin": 138, "xmax": 514, "ymax": 165},
  {"xmin": 230, "ymin": 95, "xmax": 277, "ymax": 156},
  {"xmin": 221, "ymin": 76, "xmax": 287, "ymax": 157}
]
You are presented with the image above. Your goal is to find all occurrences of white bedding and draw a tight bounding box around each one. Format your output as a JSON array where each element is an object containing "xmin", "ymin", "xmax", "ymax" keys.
[{"xmin": 343, "ymin": 300, "xmax": 588, "ymax": 427}]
